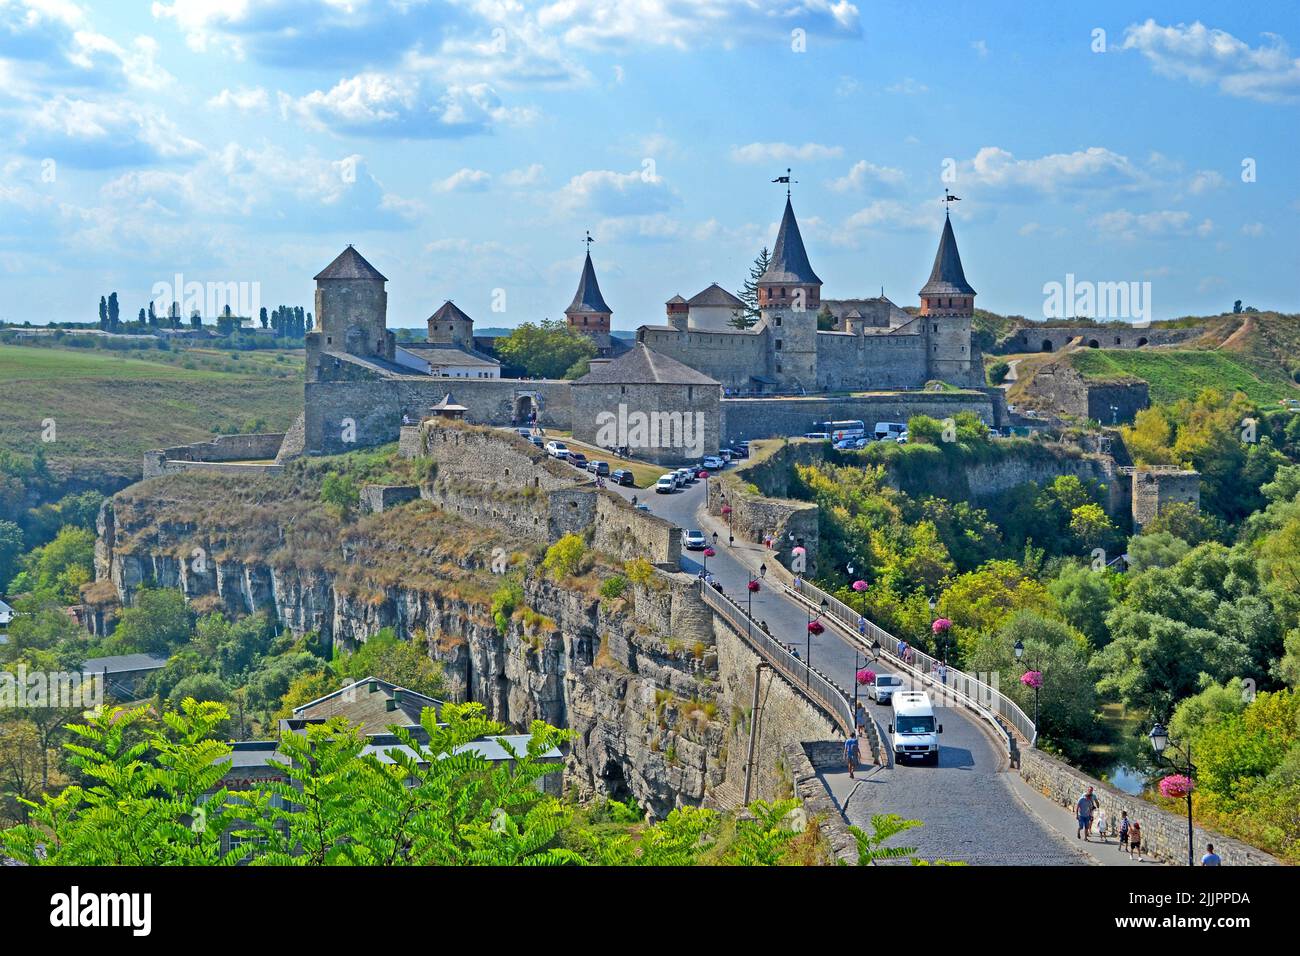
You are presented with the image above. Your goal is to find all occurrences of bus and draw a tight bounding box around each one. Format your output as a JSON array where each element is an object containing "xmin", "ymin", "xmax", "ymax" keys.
[{"xmin": 813, "ymin": 420, "xmax": 866, "ymax": 442}]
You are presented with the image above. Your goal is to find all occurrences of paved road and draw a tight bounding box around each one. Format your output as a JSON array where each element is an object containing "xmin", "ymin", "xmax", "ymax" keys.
[{"xmin": 589, "ymin": 459, "xmax": 1092, "ymax": 864}]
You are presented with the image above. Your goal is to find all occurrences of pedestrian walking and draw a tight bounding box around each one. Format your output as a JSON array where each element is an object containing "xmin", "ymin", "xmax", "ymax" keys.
[
  {"xmin": 1201, "ymin": 844, "xmax": 1221, "ymax": 866},
  {"xmin": 854, "ymin": 701, "xmax": 868, "ymax": 739},
  {"xmin": 936, "ymin": 661, "xmax": 947, "ymax": 685},
  {"xmin": 857, "ymin": 615, "xmax": 867, "ymax": 638},
  {"xmin": 1118, "ymin": 811, "xmax": 1130, "ymax": 853},
  {"xmin": 1093, "ymin": 807, "xmax": 1108, "ymax": 844},
  {"xmin": 1076, "ymin": 787, "xmax": 1098, "ymax": 841},
  {"xmin": 1128, "ymin": 821, "xmax": 1143, "ymax": 862},
  {"xmin": 844, "ymin": 732, "xmax": 860, "ymax": 779}
]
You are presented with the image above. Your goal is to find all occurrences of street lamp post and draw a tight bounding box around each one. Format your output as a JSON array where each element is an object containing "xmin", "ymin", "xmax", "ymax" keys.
[
  {"xmin": 1013, "ymin": 637, "xmax": 1040, "ymax": 736},
  {"xmin": 1150, "ymin": 722, "xmax": 1197, "ymax": 867}
]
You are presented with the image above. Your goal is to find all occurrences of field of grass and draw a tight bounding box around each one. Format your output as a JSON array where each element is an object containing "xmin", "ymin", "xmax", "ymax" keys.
[
  {"xmin": 1067, "ymin": 347, "xmax": 1296, "ymax": 407},
  {"xmin": 0, "ymin": 343, "xmax": 303, "ymax": 488}
]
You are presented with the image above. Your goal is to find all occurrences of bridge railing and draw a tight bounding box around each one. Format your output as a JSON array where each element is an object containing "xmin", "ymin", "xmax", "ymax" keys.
[
  {"xmin": 790, "ymin": 579, "xmax": 1037, "ymax": 749},
  {"xmin": 696, "ymin": 581, "xmax": 854, "ymax": 735}
]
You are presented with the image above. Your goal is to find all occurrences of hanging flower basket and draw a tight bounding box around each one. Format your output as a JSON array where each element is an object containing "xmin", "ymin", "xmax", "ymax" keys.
[
  {"xmin": 852, "ymin": 579, "xmax": 868, "ymax": 593},
  {"xmin": 702, "ymin": 548, "xmax": 716, "ymax": 558},
  {"xmin": 856, "ymin": 668, "xmax": 875, "ymax": 686},
  {"xmin": 721, "ymin": 504, "xmax": 732, "ymax": 516},
  {"xmin": 1020, "ymin": 670, "xmax": 1043, "ymax": 689},
  {"xmin": 807, "ymin": 620, "xmax": 825, "ymax": 635},
  {"xmin": 932, "ymin": 617, "xmax": 952, "ymax": 635},
  {"xmin": 1159, "ymin": 774, "xmax": 1194, "ymax": 799},
  {"xmin": 747, "ymin": 580, "xmax": 760, "ymax": 593}
]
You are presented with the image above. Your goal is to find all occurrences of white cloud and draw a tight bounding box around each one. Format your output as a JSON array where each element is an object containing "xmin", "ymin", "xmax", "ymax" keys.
[
  {"xmin": 1187, "ymin": 169, "xmax": 1225, "ymax": 194},
  {"xmin": 838, "ymin": 199, "xmax": 937, "ymax": 238},
  {"xmin": 827, "ymin": 159, "xmax": 905, "ymax": 192},
  {"xmin": 557, "ymin": 167, "xmax": 676, "ymax": 217},
  {"xmin": 962, "ymin": 146, "xmax": 1147, "ymax": 194},
  {"xmin": 1122, "ymin": 19, "xmax": 1300, "ymax": 103},
  {"xmin": 730, "ymin": 142, "xmax": 843, "ymax": 164},
  {"xmin": 501, "ymin": 163, "xmax": 544, "ymax": 187},
  {"xmin": 208, "ymin": 86, "xmax": 270, "ymax": 111},
  {"xmin": 1241, "ymin": 221, "xmax": 1265, "ymax": 237},
  {"xmin": 14, "ymin": 95, "xmax": 204, "ymax": 167},
  {"xmin": 1090, "ymin": 208, "xmax": 1213, "ymax": 240},
  {"xmin": 436, "ymin": 167, "xmax": 492, "ymax": 192},
  {"xmin": 884, "ymin": 77, "xmax": 927, "ymax": 94}
]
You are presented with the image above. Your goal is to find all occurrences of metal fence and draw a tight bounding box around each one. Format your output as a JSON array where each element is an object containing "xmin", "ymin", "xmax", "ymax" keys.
[
  {"xmin": 790, "ymin": 579, "xmax": 1037, "ymax": 748},
  {"xmin": 696, "ymin": 581, "xmax": 855, "ymax": 735}
]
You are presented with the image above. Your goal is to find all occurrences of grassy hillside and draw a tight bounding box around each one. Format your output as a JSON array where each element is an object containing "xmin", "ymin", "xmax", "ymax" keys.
[
  {"xmin": 0, "ymin": 343, "xmax": 303, "ymax": 488},
  {"xmin": 1067, "ymin": 347, "xmax": 1295, "ymax": 407}
]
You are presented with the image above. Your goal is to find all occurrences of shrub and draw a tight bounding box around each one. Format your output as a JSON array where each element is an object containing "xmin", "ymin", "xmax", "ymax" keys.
[
  {"xmin": 491, "ymin": 580, "xmax": 524, "ymax": 635},
  {"xmin": 543, "ymin": 533, "xmax": 586, "ymax": 581},
  {"xmin": 625, "ymin": 557, "xmax": 654, "ymax": 586},
  {"xmin": 320, "ymin": 472, "xmax": 360, "ymax": 519},
  {"xmin": 599, "ymin": 575, "xmax": 628, "ymax": 600}
]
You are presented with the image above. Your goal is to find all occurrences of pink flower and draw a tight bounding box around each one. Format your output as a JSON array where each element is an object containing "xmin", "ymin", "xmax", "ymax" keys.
[
  {"xmin": 852, "ymin": 580, "xmax": 868, "ymax": 593},
  {"xmin": 856, "ymin": 668, "xmax": 875, "ymax": 686},
  {"xmin": 1020, "ymin": 670, "xmax": 1043, "ymax": 689},
  {"xmin": 703, "ymin": 547, "xmax": 716, "ymax": 557},
  {"xmin": 808, "ymin": 620, "xmax": 825, "ymax": 635},
  {"xmin": 932, "ymin": 617, "xmax": 952, "ymax": 634},
  {"xmin": 747, "ymin": 580, "xmax": 760, "ymax": 592},
  {"xmin": 721, "ymin": 504, "xmax": 732, "ymax": 515},
  {"xmin": 1159, "ymin": 774, "xmax": 1194, "ymax": 799}
]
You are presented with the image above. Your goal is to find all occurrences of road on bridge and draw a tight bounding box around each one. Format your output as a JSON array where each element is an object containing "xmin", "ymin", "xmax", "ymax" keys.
[{"xmin": 605, "ymin": 467, "xmax": 1092, "ymax": 865}]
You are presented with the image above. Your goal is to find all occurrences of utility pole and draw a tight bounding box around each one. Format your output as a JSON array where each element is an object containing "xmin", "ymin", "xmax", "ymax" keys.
[{"xmin": 742, "ymin": 661, "xmax": 766, "ymax": 805}]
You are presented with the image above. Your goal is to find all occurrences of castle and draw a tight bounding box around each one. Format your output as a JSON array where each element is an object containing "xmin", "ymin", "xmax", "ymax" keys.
[{"xmin": 281, "ymin": 189, "xmax": 999, "ymax": 464}]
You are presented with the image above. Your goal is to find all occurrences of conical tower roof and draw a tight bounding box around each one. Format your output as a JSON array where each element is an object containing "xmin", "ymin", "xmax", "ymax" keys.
[
  {"xmin": 314, "ymin": 245, "xmax": 386, "ymax": 281},
  {"xmin": 566, "ymin": 251, "xmax": 613, "ymax": 314},
  {"xmin": 759, "ymin": 197, "xmax": 821, "ymax": 286},
  {"xmin": 919, "ymin": 216, "xmax": 975, "ymax": 296}
]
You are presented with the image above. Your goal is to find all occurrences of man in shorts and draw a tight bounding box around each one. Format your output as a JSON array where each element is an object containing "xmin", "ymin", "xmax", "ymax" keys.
[
  {"xmin": 844, "ymin": 733, "xmax": 860, "ymax": 779},
  {"xmin": 1076, "ymin": 787, "xmax": 1098, "ymax": 840}
]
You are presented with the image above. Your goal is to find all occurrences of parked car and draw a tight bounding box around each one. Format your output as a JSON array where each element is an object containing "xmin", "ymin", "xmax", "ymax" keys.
[
  {"xmin": 894, "ymin": 430, "xmax": 909, "ymax": 444},
  {"xmin": 566, "ymin": 451, "xmax": 588, "ymax": 468},
  {"xmin": 544, "ymin": 441, "xmax": 569, "ymax": 459},
  {"xmin": 682, "ymin": 529, "xmax": 706, "ymax": 550},
  {"xmin": 611, "ymin": 469, "xmax": 635, "ymax": 486},
  {"xmin": 587, "ymin": 460, "xmax": 610, "ymax": 477},
  {"xmin": 702, "ymin": 455, "xmax": 724, "ymax": 470},
  {"xmin": 833, "ymin": 438, "xmax": 856, "ymax": 450},
  {"xmin": 514, "ymin": 427, "xmax": 533, "ymax": 438},
  {"xmin": 731, "ymin": 444, "xmax": 750, "ymax": 459},
  {"xmin": 868, "ymin": 673, "xmax": 905, "ymax": 704},
  {"xmin": 528, "ymin": 435, "xmax": 545, "ymax": 448},
  {"xmin": 635, "ymin": 503, "xmax": 651, "ymax": 512},
  {"xmin": 675, "ymin": 467, "xmax": 695, "ymax": 485},
  {"xmin": 655, "ymin": 475, "xmax": 676, "ymax": 494},
  {"xmin": 804, "ymin": 432, "xmax": 830, "ymax": 440}
]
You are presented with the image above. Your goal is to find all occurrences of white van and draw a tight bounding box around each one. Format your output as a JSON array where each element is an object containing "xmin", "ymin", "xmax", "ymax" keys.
[
  {"xmin": 873, "ymin": 421, "xmax": 907, "ymax": 441},
  {"xmin": 888, "ymin": 691, "xmax": 942, "ymax": 765}
]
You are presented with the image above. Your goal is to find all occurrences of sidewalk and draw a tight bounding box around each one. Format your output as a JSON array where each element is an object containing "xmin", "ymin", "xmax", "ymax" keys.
[{"xmin": 1007, "ymin": 771, "xmax": 1165, "ymax": 866}]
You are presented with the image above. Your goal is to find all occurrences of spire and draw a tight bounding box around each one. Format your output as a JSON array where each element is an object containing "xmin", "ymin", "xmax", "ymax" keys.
[
  {"xmin": 566, "ymin": 250, "xmax": 613, "ymax": 315},
  {"xmin": 314, "ymin": 245, "xmax": 386, "ymax": 281},
  {"xmin": 759, "ymin": 196, "xmax": 822, "ymax": 286},
  {"xmin": 919, "ymin": 216, "xmax": 975, "ymax": 297}
]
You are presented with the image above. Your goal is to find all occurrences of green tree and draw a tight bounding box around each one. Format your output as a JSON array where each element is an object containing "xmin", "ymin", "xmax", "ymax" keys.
[
  {"xmin": 733, "ymin": 246, "xmax": 770, "ymax": 326},
  {"xmin": 320, "ymin": 472, "xmax": 360, "ymax": 520},
  {"xmin": 0, "ymin": 519, "xmax": 22, "ymax": 591},
  {"xmin": 106, "ymin": 587, "xmax": 192, "ymax": 656},
  {"xmin": 496, "ymin": 319, "xmax": 598, "ymax": 380},
  {"xmin": 1047, "ymin": 562, "xmax": 1117, "ymax": 648},
  {"xmin": 543, "ymin": 533, "xmax": 586, "ymax": 581}
]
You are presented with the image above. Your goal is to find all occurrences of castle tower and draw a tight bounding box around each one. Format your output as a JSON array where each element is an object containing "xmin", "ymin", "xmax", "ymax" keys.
[
  {"xmin": 427, "ymin": 300, "xmax": 474, "ymax": 348},
  {"xmin": 565, "ymin": 247, "xmax": 613, "ymax": 355},
  {"xmin": 758, "ymin": 196, "xmax": 822, "ymax": 389},
  {"xmin": 919, "ymin": 213, "xmax": 976, "ymax": 382},
  {"xmin": 665, "ymin": 294, "xmax": 689, "ymax": 332},
  {"xmin": 312, "ymin": 245, "xmax": 393, "ymax": 363}
]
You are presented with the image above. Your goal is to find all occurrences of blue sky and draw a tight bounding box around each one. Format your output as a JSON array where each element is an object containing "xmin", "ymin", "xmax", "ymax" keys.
[{"xmin": 1, "ymin": 0, "xmax": 1297, "ymax": 330}]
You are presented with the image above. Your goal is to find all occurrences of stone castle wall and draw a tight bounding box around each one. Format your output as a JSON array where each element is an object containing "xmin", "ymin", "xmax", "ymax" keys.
[
  {"xmin": 1127, "ymin": 468, "xmax": 1201, "ymax": 529},
  {"xmin": 571, "ymin": 379, "xmax": 722, "ymax": 466},
  {"xmin": 1005, "ymin": 325, "xmax": 1203, "ymax": 354},
  {"xmin": 815, "ymin": 331, "xmax": 928, "ymax": 391},
  {"xmin": 637, "ymin": 326, "xmax": 769, "ymax": 390},
  {"xmin": 304, "ymin": 377, "xmax": 574, "ymax": 455},
  {"xmin": 721, "ymin": 391, "xmax": 1002, "ymax": 443},
  {"xmin": 1022, "ymin": 360, "xmax": 1150, "ymax": 424},
  {"xmin": 143, "ymin": 433, "xmax": 287, "ymax": 478}
]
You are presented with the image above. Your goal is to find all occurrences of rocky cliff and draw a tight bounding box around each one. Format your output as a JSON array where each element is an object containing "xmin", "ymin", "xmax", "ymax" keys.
[{"xmin": 91, "ymin": 470, "xmax": 734, "ymax": 816}]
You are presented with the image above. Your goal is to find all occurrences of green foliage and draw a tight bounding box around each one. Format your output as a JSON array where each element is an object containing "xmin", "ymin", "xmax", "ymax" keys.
[
  {"xmin": 598, "ymin": 574, "xmax": 628, "ymax": 601},
  {"xmin": 491, "ymin": 580, "xmax": 524, "ymax": 635},
  {"xmin": 847, "ymin": 813, "xmax": 923, "ymax": 864},
  {"xmin": 1047, "ymin": 562, "xmax": 1117, "ymax": 648},
  {"xmin": 495, "ymin": 319, "xmax": 598, "ymax": 380},
  {"xmin": 104, "ymin": 587, "xmax": 193, "ymax": 656},
  {"xmin": 543, "ymin": 533, "xmax": 586, "ymax": 581},
  {"xmin": 1125, "ymin": 530, "xmax": 1191, "ymax": 573},
  {"xmin": 624, "ymin": 557, "xmax": 654, "ymax": 586},
  {"xmin": 336, "ymin": 628, "xmax": 445, "ymax": 699},
  {"xmin": 319, "ymin": 471, "xmax": 360, "ymax": 519},
  {"xmin": 8, "ymin": 525, "xmax": 95, "ymax": 603},
  {"xmin": 0, "ymin": 518, "xmax": 21, "ymax": 591},
  {"xmin": 986, "ymin": 360, "xmax": 1010, "ymax": 385}
]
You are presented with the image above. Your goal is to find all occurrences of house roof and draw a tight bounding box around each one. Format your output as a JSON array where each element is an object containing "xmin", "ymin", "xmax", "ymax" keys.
[
  {"xmin": 292, "ymin": 676, "xmax": 444, "ymax": 716},
  {"xmin": 566, "ymin": 251, "xmax": 613, "ymax": 315},
  {"xmin": 759, "ymin": 197, "xmax": 822, "ymax": 286},
  {"xmin": 428, "ymin": 300, "xmax": 473, "ymax": 324},
  {"xmin": 430, "ymin": 393, "xmax": 468, "ymax": 412},
  {"xmin": 687, "ymin": 283, "xmax": 745, "ymax": 309},
  {"xmin": 400, "ymin": 345, "xmax": 500, "ymax": 368},
  {"xmin": 665, "ymin": 294, "xmax": 687, "ymax": 305},
  {"xmin": 314, "ymin": 245, "xmax": 387, "ymax": 282},
  {"xmin": 81, "ymin": 652, "xmax": 168, "ymax": 674},
  {"xmin": 575, "ymin": 344, "xmax": 719, "ymax": 386},
  {"xmin": 919, "ymin": 216, "xmax": 976, "ymax": 296},
  {"xmin": 361, "ymin": 734, "xmax": 563, "ymax": 765}
]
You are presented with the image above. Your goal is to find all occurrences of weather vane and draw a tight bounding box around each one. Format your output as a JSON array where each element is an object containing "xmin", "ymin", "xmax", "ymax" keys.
[
  {"xmin": 772, "ymin": 167, "xmax": 797, "ymax": 198},
  {"xmin": 584, "ymin": 229, "xmax": 594, "ymax": 250},
  {"xmin": 943, "ymin": 188, "xmax": 962, "ymax": 218}
]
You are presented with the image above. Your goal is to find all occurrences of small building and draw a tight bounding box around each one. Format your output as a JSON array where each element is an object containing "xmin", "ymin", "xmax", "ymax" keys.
[
  {"xmin": 426, "ymin": 393, "xmax": 468, "ymax": 422},
  {"xmin": 81, "ymin": 652, "xmax": 168, "ymax": 701},
  {"xmin": 1119, "ymin": 466, "xmax": 1201, "ymax": 529},
  {"xmin": 683, "ymin": 283, "xmax": 746, "ymax": 331},
  {"xmin": 0, "ymin": 599, "xmax": 13, "ymax": 628},
  {"xmin": 571, "ymin": 344, "xmax": 721, "ymax": 466},
  {"xmin": 286, "ymin": 676, "xmax": 444, "ymax": 733}
]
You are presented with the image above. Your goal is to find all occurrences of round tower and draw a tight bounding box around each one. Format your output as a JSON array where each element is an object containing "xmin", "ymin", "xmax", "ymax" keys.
[
  {"xmin": 758, "ymin": 196, "xmax": 822, "ymax": 389},
  {"xmin": 565, "ymin": 248, "xmax": 613, "ymax": 354},
  {"xmin": 313, "ymin": 245, "xmax": 392, "ymax": 362},
  {"xmin": 919, "ymin": 214, "xmax": 976, "ymax": 382}
]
